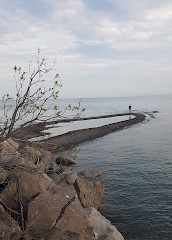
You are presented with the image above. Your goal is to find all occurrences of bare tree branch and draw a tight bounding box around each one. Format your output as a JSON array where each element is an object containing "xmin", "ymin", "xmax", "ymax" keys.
[{"xmin": 0, "ymin": 50, "xmax": 85, "ymax": 142}]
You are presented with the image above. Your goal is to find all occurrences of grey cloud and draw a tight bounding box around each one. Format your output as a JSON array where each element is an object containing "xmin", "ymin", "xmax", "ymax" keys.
[{"xmin": 0, "ymin": 0, "xmax": 172, "ymax": 98}]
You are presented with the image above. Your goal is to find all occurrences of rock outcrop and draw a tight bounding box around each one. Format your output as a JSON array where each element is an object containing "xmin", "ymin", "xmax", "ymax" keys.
[
  {"xmin": 19, "ymin": 145, "xmax": 42, "ymax": 164},
  {"xmin": 0, "ymin": 138, "xmax": 19, "ymax": 154},
  {"xmin": 66, "ymin": 172, "xmax": 78, "ymax": 185},
  {"xmin": 47, "ymin": 229, "xmax": 96, "ymax": 240},
  {"xmin": 19, "ymin": 145, "xmax": 53, "ymax": 172},
  {"xmin": 38, "ymin": 149, "xmax": 53, "ymax": 172},
  {"xmin": 0, "ymin": 138, "xmax": 125, "ymax": 240},
  {"xmin": 0, "ymin": 138, "xmax": 20, "ymax": 168},
  {"xmin": 0, "ymin": 168, "xmax": 8, "ymax": 184},
  {"xmin": 56, "ymin": 155, "xmax": 77, "ymax": 165},
  {"xmin": 1, "ymin": 167, "xmax": 54, "ymax": 211},
  {"xmin": 0, "ymin": 204, "xmax": 22, "ymax": 240},
  {"xmin": 78, "ymin": 170, "xmax": 102, "ymax": 179},
  {"xmin": 74, "ymin": 176, "xmax": 104, "ymax": 209},
  {"xmin": 84, "ymin": 207, "xmax": 125, "ymax": 240},
  {"xmin": 26, "ymin": 185, "xmax": 93, "ymax": 239}
]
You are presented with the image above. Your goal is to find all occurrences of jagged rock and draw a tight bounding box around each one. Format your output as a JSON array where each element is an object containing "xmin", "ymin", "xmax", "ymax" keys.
[
  {"xmin": 16, "ymin": 157, "xmax": 25, "ymax": 165},
  {"xmin": 37, "ymin": 150, "xmax": 53, "ymax": 173},
  {"xmin": 74, "ymin": 177, "xmax": 104, "ymax": 209},
  {"xmin": 19, "ymin": 146, "xmax": 53, "ymax": 172},
  {"xmin": 0, "ymin": 204, "xmax": 22, "ymax": 240},
  {"xmin": 19, "ymin": 145, "xmax": 42, "ymax": 164},
  {"xmin": 16, "ymin": 160, "xmax": 39, "ymax": 171},
  {"xmin": 0, "ymin": 138, "xmax": 19, "ymax": 154},
  {"xmin": 0, "ymin": 138, "xmax": 20, "ymax": 169},
  {"xmin": 47, "ymin": 229, "xmax": 96, "ymax": 240},
  {"xmin": 0, "ymin": 168, "xmax": 8, "ymax": 184},
  {"xmin": 26, "ymin": 185, "xmax": 93, "ymax": 239},
  {"xmin": 55, "ymin": 196, "xmax": 93, "ymax": 235},
  {"xmin": 56, "ymin": 156, "xmax": 76, "ymax": 165},
  {"xmin": 53, "ymin": 168, "xmax": 73, "ymax": 186},
  {"xmin": 84, "ymin": 207, "xmax": 125, "ymax": 240},
  {"xmin": 78, "ymin": 170, "xmax": 102, "ymax": 179},
  {"xmin": 0, "ymin": 138, "xmax": 20, "ymax": 168},
  {"xmin": 0, "ymin": 153, "xmax": 20, "ymax": 169},
  {"xmin": 53, "ymin": 169, "xmax": 77, "ymax": 186},
  {"xmin": 66, "ymin": 172, "xmax": 77, "ymax": 185},
  {"xmin": 0, "ymin": 169, "xmax": 54, "ymax": 211}
]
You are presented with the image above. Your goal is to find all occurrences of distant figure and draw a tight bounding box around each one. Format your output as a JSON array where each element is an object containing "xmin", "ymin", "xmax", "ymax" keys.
[{"xmin": 129, "ymin": 105, "xmax": 132, "ymax": 115}]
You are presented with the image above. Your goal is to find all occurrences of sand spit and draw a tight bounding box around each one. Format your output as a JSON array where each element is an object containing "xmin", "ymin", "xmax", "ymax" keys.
[{"xmin": 34, "ymin": 113, "xmax": 146, "ymax": 152}]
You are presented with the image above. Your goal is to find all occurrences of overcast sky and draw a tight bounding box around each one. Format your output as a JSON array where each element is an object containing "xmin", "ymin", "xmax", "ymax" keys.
[{"xmin": 0, "ymin": 0, "xmax": 172, "ymax": 98}]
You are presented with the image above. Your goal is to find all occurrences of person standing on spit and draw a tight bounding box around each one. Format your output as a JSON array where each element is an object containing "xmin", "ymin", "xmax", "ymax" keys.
[{"xmin": 129, "ymin": 105, "xmax": 131, "ymax": 115}]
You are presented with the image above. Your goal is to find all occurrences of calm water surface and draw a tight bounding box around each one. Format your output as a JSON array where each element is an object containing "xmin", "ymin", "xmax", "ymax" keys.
[
  {"xmin": 43, "ymin": 115, "xmax": 133, "ymax": 137},
  {"xmin": 71, "ymin": 95, "xmax": 172, "ymax": 240}
]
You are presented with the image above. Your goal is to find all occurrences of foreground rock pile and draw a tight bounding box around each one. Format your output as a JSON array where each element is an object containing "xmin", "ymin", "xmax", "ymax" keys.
[{"xmin": 0, "ymin": 138, "xmax": 124, "ymax": 240}]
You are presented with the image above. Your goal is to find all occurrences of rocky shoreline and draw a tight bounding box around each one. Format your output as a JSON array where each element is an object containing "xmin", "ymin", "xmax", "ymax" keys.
[
  {"xmin": 0, "ymin": 113, "xmax": 146, "ymax": 239},
  {"xmin": 0, "ymin": 138, "xmax": 124, "ymax": 240}
]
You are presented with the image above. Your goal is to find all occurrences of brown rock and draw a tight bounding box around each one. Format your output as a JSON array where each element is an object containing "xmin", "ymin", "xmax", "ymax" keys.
[
  {"xmin": 56, "ymin": 197, "xmax": 93, "ymax": 235},
  {"xmin": 47, "ymin": 229, "xmax": 96, "ymax": 240},
  {"xmin": 78, "ymin": 170, "xmax": 102, "ymax": 179},
  {"xmin": 53, "ymin": 168, "xmax": 73, "ymax": 186},
  {"xmin": 0, "ymin": 204, "xmax": 22, "ymax": 240},
  {"xmin": 20, "ymin": 145, "xmax": 42, "ymax": 164},
  {"xmin": 84, "ymin": 207, "xmax": 125, "ymax": 240},
  {"xmin": 0, "ymin": 169, "xmax": 54, "ymax": 211},
  {"xmin": 0, "ymin": 168, "xmax": 8, "ymax": 184},
  {"xmin": 6, "ymin": 138, "xmax": 19, "ymax": 150},
  {"xmin": 26, "ymin": 185, "xmax": 77, "ymax": 238},
  {"xmin": 74, "ymin": 177, "xmax": 104, "ymax": 210},
  {"xmin": 0, "ymin": 139, "xmax": 20, "ymax": 169},
  {"xmin": 0, "ymin": 153, "xmax": 20, "ymax": 169},
  {"xmin": 0, "ymin": 138, "xmax": 19, "ymax": 154},
  {"xmin": 16, "ymin": 157, "xmax": 25, "ymax": 166},
  {"xmin": 66, "ymin": 172, "xmax": 77, "ymax": 185},
  {"xmin": 56, "ymin": 156, "xmax": 76, "ymax": 165},
  {"xmin": 37, "ymin": 150, "xmax": 53, "ymax": 172},
  {"xmin": 26, "ymin": 185, "xmax": 93, "ymax": 239},
  {"xmin": 20, "ymin": 146, "xmax": 53, "ymax": 172}
]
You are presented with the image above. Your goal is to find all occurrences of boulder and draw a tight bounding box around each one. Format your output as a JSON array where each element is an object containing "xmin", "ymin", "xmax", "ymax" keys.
[
  {"xmin": 37, "ymin": 150, "xmax": 53, "ymax": 172},
  {"xmin": 26, "ymin": 185, "xmax": 93, "ymax": 239},
  {"xmin": 78, "ymin": 170, "xmax": 102, "ymax": 179},
  {"xmin": 16, "ymin": 157, "xmax": 25, "ymax": 166},
  {"xmin": 84, "ymin": 207, "xmax": 124, "ymax": 240},
  {"xmin": 74, "ymin": 177, "xmax": 104, "ymax": 209},
  {"xmin": 47, "ymin": 229, "xmax": 96, "ymax": 240},
  {"xmin": 0, "ymin": 153, "xmax": 20, "ymax": 169},
  {"xmin": 0, "ymin": 168, "xmax": 54, "ymax": 211},
  {"xmin": 0, "ymin": 138, "xmax": 19, "ymax": 154},
  {"xmin": 66, "ymin": 172, "xmax": 77, "ymax": 185},
  {"xmin": 19, "ymin": 145, "xmax": 42, "ymax": 164},
  {"xmin": 19, "ymin": 146, "xmax": 53, "ymax": 172},
  {"xmin": 0, "ymin": 204, "xmax": 22, "ymax": 240},
  {"xmin": 56, "ymin": 156, "xmax": 76, "ymax": 165},
  {"xmin": 0, "ymin": 168, "xmax": 8, "ymax": 184},
  {"xmin": 53, "ymin": 168, "xmax": 75, "ymax": 186},
  {"xmin": 0, "ymin": 139, "xmax": 20, "ymax": 169},
  {"xmin": 55, "ymin": 197, "xmax": 93, "ymax": 235}
]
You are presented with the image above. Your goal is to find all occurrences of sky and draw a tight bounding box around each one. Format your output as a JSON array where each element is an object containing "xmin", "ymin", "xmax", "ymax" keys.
[{"xmin": 0, "ymin": 0, "xmax": 172, "ymax": 98}]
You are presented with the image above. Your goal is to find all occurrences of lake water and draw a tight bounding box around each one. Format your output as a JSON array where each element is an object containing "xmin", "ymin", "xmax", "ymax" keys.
[
  {"xmin": 1, "ymin": 95, "xmax": 171, "ymax": 239},
  {"xmin": 42, "ymin": 115, "xmax": 134, "ymax": 138},
  {"xmin": 65, "ymin": 95, "xmax": 172, "ymax": 240}
]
